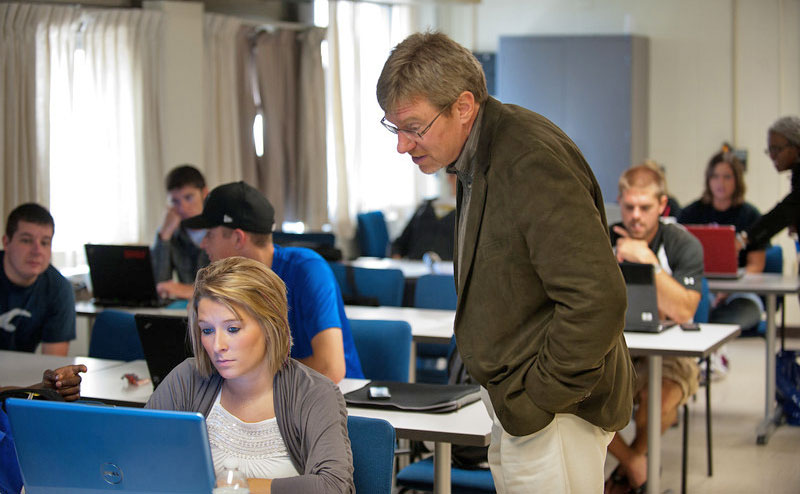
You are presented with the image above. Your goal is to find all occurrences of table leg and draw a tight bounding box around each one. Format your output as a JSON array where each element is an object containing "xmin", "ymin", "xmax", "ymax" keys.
[
  {"xmin": 757, "ymin": 294, "xmax": 781, "ymax": 445},
  {"xmin": 409, "ymin": 342, "xmax": 417, "ymax": 383},
  {"xmin": 433, "ymin": 441, "xmax": 452, "ymax": 494},
  {"xmin": 647, "ymin": 355, "xmax": 662, "ymax": 494}
]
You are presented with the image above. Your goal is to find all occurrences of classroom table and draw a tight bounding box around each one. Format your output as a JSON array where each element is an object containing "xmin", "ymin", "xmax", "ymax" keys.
[
  {"xmin": 339, "ymin": 379, "xmax": 490, "ymax": 494},
  {"xmin": 624, "ymin": 323, "xmax": 741, "ymax": 494},
  {"xmin": 0, "ymin": 349, "xmax": 124, "ymax": 387},
  {"xmin": 707, "ymin": 272, "xmax": 800, "ymax": 444},
  {"xmin": 342, "ymin": 257, "xmax": 454, "ymax": 279}
]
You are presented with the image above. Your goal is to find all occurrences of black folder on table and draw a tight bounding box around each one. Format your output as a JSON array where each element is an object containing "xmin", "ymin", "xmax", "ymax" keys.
[{"xmin": 344, "ymin": 381, "xmax": 481, "ymax": 413}]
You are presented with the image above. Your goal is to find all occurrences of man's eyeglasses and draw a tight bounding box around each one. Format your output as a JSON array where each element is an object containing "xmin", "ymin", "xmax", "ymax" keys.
[
  {"xmin": 765, "ymin": 144, "xmax": 791, "ymax": 156},
  {"xmin": 380, "ymin": 101, "xmax": 455, "ymax": 141}
]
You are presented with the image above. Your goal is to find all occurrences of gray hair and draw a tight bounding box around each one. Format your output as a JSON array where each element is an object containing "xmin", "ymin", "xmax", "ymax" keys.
[
  {"xmin": 376, "ymin": 31, "xmax": 488, "ymax": 114},
  {"xmin": 769, "ymin": 116, "xmax": 800, "ymax": 147}
]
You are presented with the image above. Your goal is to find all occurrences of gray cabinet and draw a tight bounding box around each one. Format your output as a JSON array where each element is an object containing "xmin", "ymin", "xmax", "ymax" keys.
[{"xmin": 497, "ymin": 35, "xmax": 648, "ymax": 202}]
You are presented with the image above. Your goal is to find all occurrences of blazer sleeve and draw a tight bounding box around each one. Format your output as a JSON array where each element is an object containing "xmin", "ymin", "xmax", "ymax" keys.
[
  {"xmin": 510, "ymin": 149, "xmax": 628, "ymax": 413},
  {"xmin": 151, "ymin": 231, "xmax": 173, "ymax": 283}
]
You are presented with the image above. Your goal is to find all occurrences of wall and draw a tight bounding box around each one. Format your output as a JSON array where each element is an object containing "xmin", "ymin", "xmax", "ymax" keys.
[{"xmin": 439, "ymin": 0, "xmax": 800, "ymax": 323}]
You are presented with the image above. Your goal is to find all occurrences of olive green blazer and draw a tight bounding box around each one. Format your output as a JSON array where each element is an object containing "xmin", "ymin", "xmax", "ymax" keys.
[{"xmin": 453, "ymin": 97, "xmax": 634, "ymax": 436}]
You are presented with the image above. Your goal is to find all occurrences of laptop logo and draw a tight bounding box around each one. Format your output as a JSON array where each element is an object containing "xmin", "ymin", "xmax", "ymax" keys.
[
  {"xmin": 641, "ymin": 312, "xmax": 654, "ymax": 322},
  {"xmin": 123, "ymin": 249, "xmax": 147, "ymax": 260},
  {"xmin": 223, "ymin": 214, "xmax": 233, "ymax": 223},
  {"xmin": 101, "ymin": 463, "xmax": 123, "ymax": 485}
]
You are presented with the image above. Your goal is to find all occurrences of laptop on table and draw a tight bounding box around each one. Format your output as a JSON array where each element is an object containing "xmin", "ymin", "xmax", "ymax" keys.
[
  {"xmin": 85, "ymin": 244, "xmax": 172, "ymax": 307},
  {"xmin": 684, "ymin": 224, "xmax": 745, "ymax": 279},
  {"xmin": 135, "ymin": 314, "xmax": 193, "ymax": 389},
  {"xmin": 619, "ymin": 262, "xmax": 676, "ymax": 333},
  {"xmin": 5, "ymin": 398, "xmax": 216, "ymax": 494}
]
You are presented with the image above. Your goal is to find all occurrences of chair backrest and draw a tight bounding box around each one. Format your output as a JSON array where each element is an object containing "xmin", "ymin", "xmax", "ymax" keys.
[
  {"xmin": 272, "ymin": 231, "xmax": 336, "ymax": 247},
  {"xmin": 347, "ymin": 416, "xmax": 395, "ymax": 494},
  {"xmin": 330, "ymin": 264, "xmax": 405, "ymax": 307},
  {"xmin": 357, "ymin": 211, "xmax": 390, "ymax": 258},
  {"xmin": 694, "ymin": 277, "xmax": 712, "ymax": 324},
  {"xmin": 764, "ymin": 245, "xmax": 783, "ymax": 274},
  {"xmin": 413, "ymin": 274, "xmax": 457, "ymax": 310},
  {"xmin": 88, "ymin": 310, "xmax": 144, "ymax": 361},
  {"xmin": 349, "ymin": 319, "xmax": 412, "ymax": 382}
]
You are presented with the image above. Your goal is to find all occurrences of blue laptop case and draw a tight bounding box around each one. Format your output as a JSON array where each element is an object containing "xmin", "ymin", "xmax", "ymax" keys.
[{"xmin": 5, "ymin": 399, "xmax": 215, "ymax": 494}]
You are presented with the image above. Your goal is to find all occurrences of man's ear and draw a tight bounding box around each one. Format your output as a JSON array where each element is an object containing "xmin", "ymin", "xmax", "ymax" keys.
[
  {"xmin": 454, "ymin": 90, "xmax": 476, "ymax": 124},
  {"xmin": 658, "ymin": 194, "xmax": 668, "ymax": 216},
  {"xmin": 232, "ymin": 229, "xmax": 248, "ymax": 250},
  {"xmin": 1, "ymin": 235, "xmax": 8, "ymax": 249}
]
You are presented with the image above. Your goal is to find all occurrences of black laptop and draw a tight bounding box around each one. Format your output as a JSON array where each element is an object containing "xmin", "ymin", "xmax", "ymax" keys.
[
  {"xmin": 619, "ymin": 262, "xmax": 676, "ymax": 333},
  {"xmin": 85, "ymin": 244, "xmax": 171, "ymax": 307},
  {"xmin": 134, "ymin": 314, "xmax": 193, "ymax": 388}
]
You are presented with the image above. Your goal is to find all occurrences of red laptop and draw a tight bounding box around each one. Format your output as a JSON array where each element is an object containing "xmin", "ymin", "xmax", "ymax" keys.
[{"xmin": 684, "ymin": 224, "xmax": 744, "ymax": 279}]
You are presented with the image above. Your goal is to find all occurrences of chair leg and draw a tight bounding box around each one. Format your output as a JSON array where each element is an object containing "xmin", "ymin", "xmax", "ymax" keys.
[
  {"xmin": 705, "ymin": 356, "xmax": 712, "ymax": 477},
  {"xmin": 682, "ymin": 403, "xmax": 689, "ymax": 494}
]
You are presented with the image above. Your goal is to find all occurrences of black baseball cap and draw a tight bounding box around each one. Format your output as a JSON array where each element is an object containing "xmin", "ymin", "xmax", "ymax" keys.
[{"xmin": 182, "ymin": 181, "xmax": 275, "ymax": 234}]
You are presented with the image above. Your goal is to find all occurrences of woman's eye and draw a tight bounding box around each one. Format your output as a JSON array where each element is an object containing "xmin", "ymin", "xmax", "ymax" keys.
[
  {"xmin": 201, "ymin": 327, "xmax": 214, "ymax": 335},
  {"xmin": 227, "ymin": 326, "xmax": 241, "ymax": 334}
]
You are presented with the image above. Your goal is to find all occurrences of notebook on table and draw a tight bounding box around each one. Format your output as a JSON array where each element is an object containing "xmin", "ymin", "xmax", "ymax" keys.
[
  {"xmin": 619, "ymin": 262, "xmax": 676, "ymax": 333},
  {"xmin": 344, "ymin": 381, "xmax": 481, "ymax": 413},
  {"xmin": 134, "ymin": 314, "xmax": 192, "ymax": 389},
  {"xmin": 85, "ymin": 244, "xmax": 172, "ymax": 307},
  {"xmin": 5, "ymin": 398, "xmax": 216, "ymax": 494},
  {"xmin": 684, "ymin": 225, "xmax": 745, "ymax": 279}
]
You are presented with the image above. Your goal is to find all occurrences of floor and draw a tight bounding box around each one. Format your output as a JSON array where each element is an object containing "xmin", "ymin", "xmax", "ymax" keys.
[{"xmin": 606, "ymin": 336, "xmax": 800, "ymax": 494}]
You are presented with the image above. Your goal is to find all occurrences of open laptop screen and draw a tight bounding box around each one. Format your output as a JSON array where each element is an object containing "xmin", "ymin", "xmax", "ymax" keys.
[{"xmin": 6, "ymin": 398, "xmax": 215, "ymax": 494}]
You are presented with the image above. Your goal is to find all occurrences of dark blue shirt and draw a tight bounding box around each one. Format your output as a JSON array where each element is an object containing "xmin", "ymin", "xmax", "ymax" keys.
[
  {"xmin": 271, "ymin": 246, "xmax": 363, "ymax": 379},
  {"xmin": 0, "ymin": 251, "xmax": 76, "ymax": 352}
]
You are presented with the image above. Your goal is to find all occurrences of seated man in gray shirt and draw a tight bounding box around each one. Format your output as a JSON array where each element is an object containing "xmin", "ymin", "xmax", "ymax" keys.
[{"xmin": 152, "ymin": 165, "xmax": 210, "ymax": 300}]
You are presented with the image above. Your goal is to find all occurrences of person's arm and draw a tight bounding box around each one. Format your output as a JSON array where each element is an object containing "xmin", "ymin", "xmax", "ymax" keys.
[
  {"xmin": 745, "ymin": 249, "xmax": 766, "ymax": 273},
  {"xmin": 40, "ymin": 341, "xmax": 69, "ymax": 356},
  {"xmin": 0, "ymin": 364, "xmax": 87, "ymax": 402},
  {"xmin": 510, "ymin": 148, "xmax": 628, "ymax": 413},
  {"xmin": 746, "ymin": 188, "xmax": 800, "ymax": 247},
  {"xmin": 152, "ymin": 210, "xmax": 180, "ymax": 283},
  {"xmin": 298, "ymin": 328, "xmax": 346, "ymax": 383},
  {"xmin": 156, "ymin": 280, "xmax": 194, "ymax": 300},
  {"xmin": 613, "ymin": 226, "xmax": 701, "ymax": 323}
]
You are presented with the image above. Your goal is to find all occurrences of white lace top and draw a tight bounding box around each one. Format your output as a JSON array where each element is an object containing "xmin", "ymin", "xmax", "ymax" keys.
[{"xmin": 206, "ymin": 391, "xmax": 300, "ymax": 481}]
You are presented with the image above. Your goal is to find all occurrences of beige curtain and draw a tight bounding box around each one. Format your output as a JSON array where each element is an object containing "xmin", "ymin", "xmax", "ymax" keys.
[
  {"xmin": 251, "ymin": 29, "xmax": 297, "ymax": 227},
  {"xmin": 0, "ymin": 4, "xmax": 49, "ymax": 219},
  {"xmin": 204, "ymin": 13, "xmax": 246, "ymax": 188},
  {"xmin": 296, "ymin": 27, "xmax": 328, "ymax": 230}
]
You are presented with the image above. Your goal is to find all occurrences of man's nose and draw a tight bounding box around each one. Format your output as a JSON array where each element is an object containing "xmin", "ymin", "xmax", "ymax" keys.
[{"xmin": 397, "ymin": 132, "xmax": 416, "ymax": 154}]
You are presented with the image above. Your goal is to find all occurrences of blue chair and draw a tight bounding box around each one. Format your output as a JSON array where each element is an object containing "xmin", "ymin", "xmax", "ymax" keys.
[
  {"xmin": 349, "ymin": 319, "xmax": 412, "ymax": 382},
  {"xmin": 397, "ymin": 457, "xmax": 496, "ymax": 494},
  {"xmin": 357, "ymin": 211, "xmax": 390, "ymax": 258},
  {"xmin": 347, "ymin": 416, "xmax": 396, "ymax": 494},
  {"xmin": 694, "ymin": 277, "xmax": 712, "ymax": 323},
  {"xmin": 88, "ymin": 310, "xmax": 144, "ymax": 361},
  {"xmin": 413, "ymin": 274, "xmax": 457, "ymax": 384},
  {"xmin": 329, "ymin": 263, "xmax": 405, "ymax": 307}
]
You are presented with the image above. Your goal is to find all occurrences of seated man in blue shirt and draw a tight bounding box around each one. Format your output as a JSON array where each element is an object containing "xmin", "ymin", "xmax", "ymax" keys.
[
  {"xmin": 1, "ymin": 203, "xmax": 75, "ymax": 355},
  {"xmin": 183, "ymin": 181, "xmax": 363, "ymax": 382}
]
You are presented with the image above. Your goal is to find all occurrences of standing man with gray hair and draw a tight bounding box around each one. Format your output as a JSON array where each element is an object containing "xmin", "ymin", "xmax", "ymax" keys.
[
  {"xmin": 377, "ymin": 31, "xmax": 634, "ymax": 492},
  {"xmin": 741, "ymin": 116, "xmax": 800, "ymax": 251}
]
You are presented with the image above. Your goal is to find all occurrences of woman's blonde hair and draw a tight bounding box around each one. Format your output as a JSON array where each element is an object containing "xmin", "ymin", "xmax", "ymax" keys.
[{"xmin": 188, "ymin": 256, "xmax": 292, "ymax": 377}]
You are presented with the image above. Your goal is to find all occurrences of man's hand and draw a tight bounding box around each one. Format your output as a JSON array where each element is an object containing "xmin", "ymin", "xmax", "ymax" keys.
[
  {"xmin": 613, "ymin": 226, "xmax": 658, "ymax": 265},
  {"xmin": 159, "ymin": 207, "xmax": 182, "ymax": 241},
  {"xmin": 156, "ymin": 281, "xmax": 193, "ymax": 300},
  {"xmin": 40, "ymin": 364, "xmax": 87, "ymax": 402}
]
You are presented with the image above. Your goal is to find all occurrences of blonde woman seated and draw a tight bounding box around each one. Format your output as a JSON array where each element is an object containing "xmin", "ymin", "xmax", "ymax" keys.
[{"xmin": 146, "ymin": 256, "xmax": 354, "ymax": 493}]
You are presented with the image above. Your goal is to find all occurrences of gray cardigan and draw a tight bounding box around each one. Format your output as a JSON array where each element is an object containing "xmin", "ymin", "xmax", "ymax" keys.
[{"xmin": 145, "ymin": 358, "xmax": 355, "ymax": 493}]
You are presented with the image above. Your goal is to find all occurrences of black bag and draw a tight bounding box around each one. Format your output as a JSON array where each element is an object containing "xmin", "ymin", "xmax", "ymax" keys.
[
  {"xmin": 776, "ymin": 350, "xmax": 800, "ymax": 426},
  {"xmin": 447, "ymin": 346, "xmax": 490, "ymax": 470},
  {"xmin": 0, "ymin": 387, "xmax": 64, "ymax": 412}
]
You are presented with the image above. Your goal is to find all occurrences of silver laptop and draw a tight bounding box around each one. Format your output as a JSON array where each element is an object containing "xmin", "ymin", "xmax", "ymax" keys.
[
  {"xmin": 619, "ymin": 262, "xmax": 676, "ymax": 333},
  {"xmin": 6, "ymin": 398, "xmax": 215, "ymax": 494}
]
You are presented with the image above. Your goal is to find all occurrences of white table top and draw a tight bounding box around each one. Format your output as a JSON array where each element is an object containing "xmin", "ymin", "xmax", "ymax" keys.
[
  {"xmin": 344, "ymin": 305, "xmax": 454, "ymax": 344},
  {"xmin": 80, "ymin": 360, "xmax": 154, "ymax": 406},
  {"xmin": 344, "ymin": 257, "xmax": 454, "ymax": 279},
  {"xmin": 339, "ymin": 379, "xmax": 491, "ymax": 447},
  {"xmin": 0, "ymin": 349, "xmax": 125, "ymax": 387},
  {"xmin": 707, "ymin": 272, "xmax": 800, "ymax": 295},
  {"xmin": 75, "ymin": 301, "xmax": 187, "ymax": 317},
  {"xmin": 624, "ymin": 323, "xmax": 741, "ymax": 358}
]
